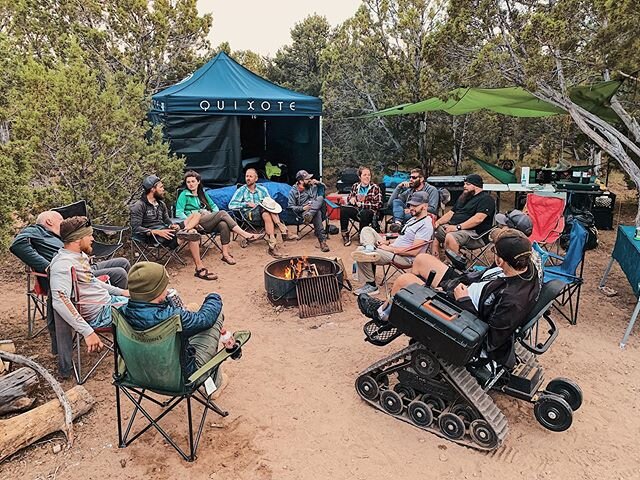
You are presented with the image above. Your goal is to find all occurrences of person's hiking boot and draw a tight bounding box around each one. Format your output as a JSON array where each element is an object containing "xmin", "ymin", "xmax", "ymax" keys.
[
  {"xmin": 389, "ymin": 222, "xmax": 402, "ymax": 233},
  {"xmin": 267, "ymin": 235, "xmax": 283, "ymax": 258},
  {"xmin": 357, "ymin": 293, "xmax": 385, "ymax": 321},
  {"xmin": 177, "ymin": 229, "xmax": 201, "ymax": 242},
  {"xmin": 353, "ymin": 283, "xmax": 379, "ymax": 296},
  {"xmin": 319, "ymin": 240, "xmax": 330, "ymax": 252},
  {"xmin": 351, "ymin": 249, "xmax": 381, "ymax": 263},
  {"xmin": 342, "ymin": 232, "xmax": 352, "ymax": 247},
  {"xmin": 303, "ymin": 212, "xmax": 314, "ymax": 225},
  {"xmin": 282, "ymin": 231, "xmax": 299, "ymax": 241}
]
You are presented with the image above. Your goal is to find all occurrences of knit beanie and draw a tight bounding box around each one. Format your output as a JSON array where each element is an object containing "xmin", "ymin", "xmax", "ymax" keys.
[{"xmin": 128, "ymin": 262, "xmax": 170, "ymax": 302}]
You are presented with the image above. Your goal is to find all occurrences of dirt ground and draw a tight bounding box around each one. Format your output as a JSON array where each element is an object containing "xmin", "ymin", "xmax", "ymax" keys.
[{"xmin": 1, "ymin": 187, "xmax": 640, "ymax": 480}]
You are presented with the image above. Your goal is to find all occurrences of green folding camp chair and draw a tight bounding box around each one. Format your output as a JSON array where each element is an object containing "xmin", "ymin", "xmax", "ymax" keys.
[{"xmin": 111, "ymin": 308, "xmax": 251, "ymax": 462}]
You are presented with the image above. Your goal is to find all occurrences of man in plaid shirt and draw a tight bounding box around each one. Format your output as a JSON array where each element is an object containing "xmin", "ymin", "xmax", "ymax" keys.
[{"xmin": 340, "ymin": 166, "xmax": 383, "ymax": 246}]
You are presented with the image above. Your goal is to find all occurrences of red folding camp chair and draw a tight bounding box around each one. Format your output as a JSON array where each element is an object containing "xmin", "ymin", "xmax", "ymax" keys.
[{"xmin": 525, "ymin": 193, "xmax": 566, "ymax": 248}]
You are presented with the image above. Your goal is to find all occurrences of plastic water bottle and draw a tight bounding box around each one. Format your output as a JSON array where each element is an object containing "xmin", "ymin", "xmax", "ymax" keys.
[
  {"xmin": 352, "ymin": 261, "xmax": 359, "ymax": 282},
  {"xmin": 220, "ymin": 328, "xmax": 235, "ymax": 350}
]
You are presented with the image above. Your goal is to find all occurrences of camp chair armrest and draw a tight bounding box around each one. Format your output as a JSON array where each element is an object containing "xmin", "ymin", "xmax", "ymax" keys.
[
  {"xmin": 544, "ymin": 251, "xmax": 565, "ymax": 262},
  {"xmin": 517, "ymin": 313, "xmax": 558, "ymax": 354},
  {"xmin": 187, "ymin": 330, "xmax": 251, "ymax": 385},
  {"xmin": 93, "ymin": 224, "xmax": 129, "ymax": 233},
  {"xmin": 324, "ymin": 198, "xmax": 339, "ymax": 209},
  {"xmin": 393, "ymin": 240, "xmax": 431, "ymax": 257}
]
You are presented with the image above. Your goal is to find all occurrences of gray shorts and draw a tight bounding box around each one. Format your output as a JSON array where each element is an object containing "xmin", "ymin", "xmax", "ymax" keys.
[{"xmin": 435, "ymin": 225, "xmax": 487, "ymax": 250}]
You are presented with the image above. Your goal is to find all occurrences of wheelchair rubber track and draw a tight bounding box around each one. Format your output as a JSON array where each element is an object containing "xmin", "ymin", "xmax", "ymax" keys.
[{"xmin": 356, "ymin": 342, "xmax": 508, "ymax": 451}]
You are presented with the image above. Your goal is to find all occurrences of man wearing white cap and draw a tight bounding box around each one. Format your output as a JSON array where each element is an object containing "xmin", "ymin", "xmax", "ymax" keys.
[{"xmin": 288, "ymin": 170, "xmax": 329, "ymax": 252}]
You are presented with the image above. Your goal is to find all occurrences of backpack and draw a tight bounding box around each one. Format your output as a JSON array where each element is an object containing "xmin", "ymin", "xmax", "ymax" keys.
[{"xmin": 560, "ymin": 206, "xmax": 598, "ymax": 251}]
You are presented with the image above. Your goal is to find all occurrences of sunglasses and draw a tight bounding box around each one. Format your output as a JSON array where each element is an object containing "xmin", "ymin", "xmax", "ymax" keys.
[{"xmin": 410, "ymin": 175, "xmax": 420, "ymax": 180}]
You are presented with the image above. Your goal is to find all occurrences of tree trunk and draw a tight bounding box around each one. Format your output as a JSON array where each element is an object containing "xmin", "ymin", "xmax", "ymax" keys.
[
  {"xmin": 0, "ymin": 367, "xmax": 39, "ymax": 415},
  {"xmin": 0, "ymin": 385, "xmax": 94, "ymax": 462}
]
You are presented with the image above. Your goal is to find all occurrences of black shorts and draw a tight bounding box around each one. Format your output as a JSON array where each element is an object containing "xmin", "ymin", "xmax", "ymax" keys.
[
  {"xmin": 440, "ymin": 267, "xmax": 459, "ymax": 286},
  {"xmin": 154, "ymin": 236, "xmax": 179, "ymax": 250}
]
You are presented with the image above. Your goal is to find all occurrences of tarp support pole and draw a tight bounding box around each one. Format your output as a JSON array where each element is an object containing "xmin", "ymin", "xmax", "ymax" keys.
[{"xmin": 319, "ymin": 116, "xmax": 323, "ymax": 180}]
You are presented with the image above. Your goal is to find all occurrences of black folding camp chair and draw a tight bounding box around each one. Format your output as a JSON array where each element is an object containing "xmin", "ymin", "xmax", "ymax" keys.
[{"xmin": 53, "ymin": 200, "xmax": 128, "ymax": 260}]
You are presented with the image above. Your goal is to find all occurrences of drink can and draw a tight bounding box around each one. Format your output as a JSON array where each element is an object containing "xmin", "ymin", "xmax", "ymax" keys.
[{"xmin": 167, "ymin": 288, "xmax": 184, "ymax": 308}]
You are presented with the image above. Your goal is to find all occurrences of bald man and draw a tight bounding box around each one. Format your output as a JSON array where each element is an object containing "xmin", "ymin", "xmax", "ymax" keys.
[{"xmin": 10, "ymin": 210, "xmax": 130, "ymax": 289}]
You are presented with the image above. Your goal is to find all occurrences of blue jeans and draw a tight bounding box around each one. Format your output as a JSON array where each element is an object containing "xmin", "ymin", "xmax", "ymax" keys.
[{"xmin": 392, "ymin": 199, "xmax": 412, "ymax": 224}]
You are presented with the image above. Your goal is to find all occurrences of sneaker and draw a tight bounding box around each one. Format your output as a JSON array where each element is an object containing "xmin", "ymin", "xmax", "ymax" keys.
[
  {"xmin": 357, "ymin": 293, "xmax": 385, "ymax": 320},
  {"xmin": 211, "ymin": 371, "xmax": 229, "ymax": 400},
  {"xmin": 353, "ymin": 283, "xmax": 380, "ymax": 296},
  {"xmin": 342, "ymin": 233, "xmax": 352, "ymax": 247},
  {"xmin": 351, "ymin": 249, "xmax": 381, "ymax": 263},
  {"xmin": 303, "ymin": 213, "xmax": 314, "ymax": 225},
  {"xmin": 177, "ymin": 229, "xmax": 201, "ymax": 242},
  {"xmin": 319, "ymin": 240, "xmax": 330, "ymax": 252},
  {"xmin": 389, "ymin": 222, "xmax": 402, "ymax": 233}
]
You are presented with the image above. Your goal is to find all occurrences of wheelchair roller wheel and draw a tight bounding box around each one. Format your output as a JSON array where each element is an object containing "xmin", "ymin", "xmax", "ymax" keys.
[
  {"xmin": 356, "ymin": 375, "xmax": 380, "ymax": 401},
  {"xmin": 421, "ymin": 394, "xmax": 446, "ymax": 412},
  {"xmin": 408, "ymin": 400, "xmax": 433, "ymax": 427},
  {"xmin": 439, "ymin": 413, "xmax": 466, "ymax": 440},
  {"xmin": 393, "ymin": 384, "xmax": 416, "ymax": 399},
  {"xmin": 380, "ymin": 390, "xmax": 404, "ymax": 415},
  {"xmin": 451, "ymin": 404, "xmax": 478, "ymax": 423},
  {"xmin": 534, "ymin": 394, "xmax": 573, "ymax": 432},
  {"xmin": 469, "ymin": 420, "xmax": 498, "ymax": 449},
  {"xmin": 411, "ymin": 350, "xmax": 440, "ymax": 378},
  {"xmin": 545, "ymin": 378, "xmax": 583, "ymax": 411}
]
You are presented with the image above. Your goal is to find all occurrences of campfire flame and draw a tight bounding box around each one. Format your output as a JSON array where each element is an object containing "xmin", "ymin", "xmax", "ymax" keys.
[{"xmin": 283, "ymin": 256, "xmax": 316, "ymax": 280}]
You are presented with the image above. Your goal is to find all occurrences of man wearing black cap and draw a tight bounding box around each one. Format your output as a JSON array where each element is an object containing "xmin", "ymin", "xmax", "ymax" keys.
[
  {"xmin": 359, "ymin": 229, "xmax": 540, "ymax": 365},
  {"xmin": 130, "ymin": 175, "xmax": 217, "ymax": 280},
  {"xmin": 433, "ymin": 173, "xmax": 495, "ymax": 255},
  {"xmin": 287, "ymin": 170, "xmax": 329, "ymax": 252}
]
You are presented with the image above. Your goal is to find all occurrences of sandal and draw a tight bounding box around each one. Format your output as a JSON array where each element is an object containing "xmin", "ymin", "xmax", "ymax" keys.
[
  {"xmin": 221, "ymin": 255, "xmax": 237, "ymax": 265},
  {"xmin": 194, "ymin": 268, "xmax": 218, "ymax": 281},
  {"xmin": 246, "ymin": 233, "xmax": 265, "ymax": 243}
]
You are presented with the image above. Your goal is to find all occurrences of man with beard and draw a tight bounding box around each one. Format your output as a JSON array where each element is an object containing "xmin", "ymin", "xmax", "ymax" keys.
[
  {"xmin": 130, "ymin": 175, "xmax": 217, "ymax": 280},
  {"xmin": 433, "ymin": 174, "xmax": 495, "ymax": 255},
  {"xmin": 287, "ymin": 169, "xmax": 329, "ymax": 252},
  {"xmin": 387, "ymin": 168, "xmax": 439, "ymax": 232},
  {"xmin": 50, "ymin": 216, "xmax": 130, "ymax": 353}
]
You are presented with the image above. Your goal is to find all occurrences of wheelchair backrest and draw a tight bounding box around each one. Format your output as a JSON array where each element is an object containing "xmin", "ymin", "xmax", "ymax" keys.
[{"xmin": 516, "ymin": 280, "xmax": 564, "ymax": 337}]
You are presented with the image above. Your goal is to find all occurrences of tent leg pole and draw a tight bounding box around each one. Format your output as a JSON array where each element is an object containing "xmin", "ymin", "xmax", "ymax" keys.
[{"xmin": 319, "ymin": 116, "xmax": 323, "ymax": 181}]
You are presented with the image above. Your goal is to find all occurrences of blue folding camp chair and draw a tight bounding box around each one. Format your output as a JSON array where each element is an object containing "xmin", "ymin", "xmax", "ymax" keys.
[{"xmin": 533, "ymin": 221, "xmax": 588, "ymax": 325}]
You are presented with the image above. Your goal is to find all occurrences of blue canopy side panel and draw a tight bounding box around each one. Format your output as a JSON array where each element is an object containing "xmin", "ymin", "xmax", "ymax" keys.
[{"xmin": 163, "ymin": 114, "xmax": 241, "ymax": 185}]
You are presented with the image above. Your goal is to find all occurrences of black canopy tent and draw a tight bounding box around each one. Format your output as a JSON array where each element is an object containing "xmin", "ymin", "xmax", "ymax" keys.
[{"xmin": 151, "ymin": 52, "xmax": 323, "ymax": 185}]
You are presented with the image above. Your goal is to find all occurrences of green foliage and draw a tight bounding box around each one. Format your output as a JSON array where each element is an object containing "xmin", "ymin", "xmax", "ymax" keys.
[{"xmin": 8, "ymin": 42, "xmax": 184, "ymax": 226}]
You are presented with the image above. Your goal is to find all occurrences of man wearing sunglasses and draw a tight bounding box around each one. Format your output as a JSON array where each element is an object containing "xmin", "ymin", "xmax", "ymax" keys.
[
  {"xmin": 50, "ymin": 216, "xmax": 130, "ymax": 353},
  {"xmin": 387, "ymin": 168, "xmax": 439, "ymax": 233}
]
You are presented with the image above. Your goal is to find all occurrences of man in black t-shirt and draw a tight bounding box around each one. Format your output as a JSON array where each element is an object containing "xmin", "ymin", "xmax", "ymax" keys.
[{"xmin": 433, "ymin": 174, "xmax": 495, "ymax": 254}]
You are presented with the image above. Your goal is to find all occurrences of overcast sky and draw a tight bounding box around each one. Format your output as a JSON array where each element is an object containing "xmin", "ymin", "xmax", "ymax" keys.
[{"xmin": 197, "ymin": 0, "xmax": 362, "ymax": 57}]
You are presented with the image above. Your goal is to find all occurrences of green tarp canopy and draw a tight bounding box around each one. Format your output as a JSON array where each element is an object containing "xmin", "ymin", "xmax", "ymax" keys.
[{"xmin": 362, "ymin": 81, "xmax": 622, "ymax": 123}]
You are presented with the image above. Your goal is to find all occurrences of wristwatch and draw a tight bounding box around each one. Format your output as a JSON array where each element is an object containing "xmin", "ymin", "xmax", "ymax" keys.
[{"xmin": 456, "ymin": 224, "xmax": 462, "ymax": 231}]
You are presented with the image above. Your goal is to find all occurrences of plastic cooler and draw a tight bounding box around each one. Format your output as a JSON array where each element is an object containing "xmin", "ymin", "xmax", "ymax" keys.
[{"xmin": 326, "ymin": 193, "xmax": 346, "ymax": 220}]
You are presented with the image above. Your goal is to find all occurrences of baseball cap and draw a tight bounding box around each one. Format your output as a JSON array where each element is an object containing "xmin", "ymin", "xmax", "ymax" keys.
[
  {"xmin": 464, "ymin": 174, "xmax": 483, "ymax": 188},
  {"xmin": 494, "ymin": 229, "xmax": 532, "ymax": 267},
  {"xmin": 495, "ymin": 209, "xmax": 533, "ymax": 236},
  {"xmin": 295, "ymin": 170, "xmax": 313, "ymax": 181},
  {"xmin": 407, "ymin": 191, "xmax": 429, "ymax": 206},
  {"xmin": 142, "ymin": 175, "xmax": 161, "ymax": 192}
]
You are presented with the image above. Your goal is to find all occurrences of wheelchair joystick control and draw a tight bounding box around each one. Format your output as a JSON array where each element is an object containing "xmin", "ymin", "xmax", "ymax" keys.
[{"xmin": 425, "ymin": 270, "xmax": 436, "ymax": 288}]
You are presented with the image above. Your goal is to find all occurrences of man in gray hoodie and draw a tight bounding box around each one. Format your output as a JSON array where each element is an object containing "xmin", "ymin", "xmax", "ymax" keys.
[
  {"xmin": 387, "ymin": 168, "xmax": 439, "ymax": 232},
  {"xmin": 287, "ymin": 170, "xmax": 329, "ymax": 252},
  {"xmin": 50, "ymin": 216, "xmax": 129, "ymax": 353}
]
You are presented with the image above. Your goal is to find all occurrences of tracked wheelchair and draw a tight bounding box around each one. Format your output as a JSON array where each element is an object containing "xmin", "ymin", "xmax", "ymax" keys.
[{"xmin": 355, "ymin": 272, "xmax": 582, "ymax": 451}]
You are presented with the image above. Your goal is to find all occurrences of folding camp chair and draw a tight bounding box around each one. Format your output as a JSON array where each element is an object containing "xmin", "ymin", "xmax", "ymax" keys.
[
  {"xmin": 458, "ymin": 228, "xmax": 497, "ymax": 269},
  {"xmin": 533, "ymin": 221, "xmax": 588, "ymax": 325},
  {"xmin": 53, "ymin": 200, "xmax": 128, "ymax": 260},
  {"xmin": 380, "ymin": 240, "xmax": 433, "ymax": 297},
  {"xmin": 25, "ymin": 267, "xmax": 48, "ymax": 339},
  {"xmin": 526, "ymin": 193, "xmax": 566, "ymax": 249},
  {"xmin": 52, "ymin": 267, "xmax": 118, "ymax": 383},
  {"xmin": 111, "ymin": 308, "xmax": 251, "ymax": 462},
  {"xmin": 130, "ymin": 230, "xmax": 188, "ymax": 267}
]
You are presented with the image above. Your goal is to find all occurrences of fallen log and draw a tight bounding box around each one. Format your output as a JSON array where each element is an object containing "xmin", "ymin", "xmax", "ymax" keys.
[
  {"xmin": 0, "ymin": 341, "xmax": 15, "ymax": 373},
  {"xmin": 0, "ymin": 385, "xmax": 94, "ymax": 462},
  {"xmin": 0, "ymin": 367, "xmax": 39, "ymax": 415}
]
